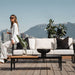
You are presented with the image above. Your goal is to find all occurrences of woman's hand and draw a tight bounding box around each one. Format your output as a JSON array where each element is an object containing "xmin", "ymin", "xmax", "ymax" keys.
[
  {"xmin": 7, "ymin": 32, "xmax": 11, "ymax": 34},
  {"xmin": 11, "ymin": 40, "xmax": 15, "ymax": 44}
]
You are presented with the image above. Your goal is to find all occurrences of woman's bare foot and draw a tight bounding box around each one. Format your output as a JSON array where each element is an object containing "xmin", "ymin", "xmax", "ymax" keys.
[
  {"xmin": 0, "ymin": 59, "xmax": 4, "ymax": 63},
  {"xmin": 0, "ymin": 62, "xmax": 4, "ymax": 64}
]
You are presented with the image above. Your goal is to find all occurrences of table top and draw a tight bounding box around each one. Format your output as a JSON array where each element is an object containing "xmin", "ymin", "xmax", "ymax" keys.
[
  {"xmin": 9, "ymin": 55, "xmax": 39, "ymax": 59},
  {"xmin": 9, "ymin": 54, "xmax": 62, "ymax": 59}
]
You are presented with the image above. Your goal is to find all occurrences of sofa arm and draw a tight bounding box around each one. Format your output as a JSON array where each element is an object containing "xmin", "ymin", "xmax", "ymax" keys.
[{"xmin": 73, "ymin": 43, "xmax": 75, "ymax": 54}]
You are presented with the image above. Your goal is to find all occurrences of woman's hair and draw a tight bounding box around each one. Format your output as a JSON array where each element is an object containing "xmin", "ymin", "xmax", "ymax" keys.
[{"xmin": 10, "ymin": 14, "xmax": 19, "ymax": 31}]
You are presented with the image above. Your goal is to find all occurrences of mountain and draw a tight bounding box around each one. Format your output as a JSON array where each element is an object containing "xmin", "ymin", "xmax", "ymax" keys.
[
  {"xmin": 0, "ymin": 22, "xmax": 75, "ymax": 39},
  {"xmin": 24, "ymin": 24, "xmax": 48, "ymax": 38},
  {"xmin": 65, "ymin": 22, "xmax": 75, "ymax": 38},
  {"xmin": 24, "ymin": 22, "xmax": 75, "ymax": 39}
]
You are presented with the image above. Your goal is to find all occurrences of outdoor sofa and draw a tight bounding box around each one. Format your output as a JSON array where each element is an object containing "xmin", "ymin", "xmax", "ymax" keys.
[{"xmin": 13, "ymin": 37, "xmax": 75, "ymax": 62}]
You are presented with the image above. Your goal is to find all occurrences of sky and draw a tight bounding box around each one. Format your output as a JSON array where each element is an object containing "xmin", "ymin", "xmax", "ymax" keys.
[{"xmin": 0, "ymin": 0, "xmax": 75, "ymax": 33}]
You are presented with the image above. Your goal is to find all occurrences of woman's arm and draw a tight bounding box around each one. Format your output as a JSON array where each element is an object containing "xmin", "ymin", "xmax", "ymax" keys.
[
  {"xmin": 7, "ymin": 29, "xmax": 12, "ymax": 34},
  {"xmin": 11, "ymin": 39, "xmax": 15, "ymax": 44},
  {"xmin": 7, "ymin": 32, "xmax": 11, "ymax": 34}
]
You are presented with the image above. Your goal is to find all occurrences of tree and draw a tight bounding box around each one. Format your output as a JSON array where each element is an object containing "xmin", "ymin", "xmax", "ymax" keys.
[
  {"xmin": 46, "ymin": 19, "xmax": 57, "ymax": 38},
  {"xmin": 56, "ymin": 24, "xmax": 67, "ymax": 38}
]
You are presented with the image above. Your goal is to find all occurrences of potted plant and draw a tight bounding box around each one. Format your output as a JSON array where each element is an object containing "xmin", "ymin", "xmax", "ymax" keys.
[
  {"xmin": 56, "ymin": 24, "xmax": 67, "ymax": 38},
  {"xmin": 46, "ymin": 19, "xmax": 57, "ymax": 38},
  {"xmin": 17, "ymin": 35, "xmax": 28, "ymax": 54},
  {"xmin": 46, "ymin": 19, "xmax": 67, "ymax": 38}
]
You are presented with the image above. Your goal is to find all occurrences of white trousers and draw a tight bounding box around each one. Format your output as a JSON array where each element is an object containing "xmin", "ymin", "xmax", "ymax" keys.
[{"xmin": 0, "ymin": 40, "xmax": 12, "ymax": 63}]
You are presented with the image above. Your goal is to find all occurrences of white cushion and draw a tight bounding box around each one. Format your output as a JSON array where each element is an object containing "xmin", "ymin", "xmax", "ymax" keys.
[
  {"xmin": 26, "ymin": 49, "xmax": 54, "ymax": 55},
  {"xmin": 47, "ymin": 50, "xmax": 54, "ymax": 54},
  {"xmin": 26, "ymin": 49, "xmax": 39, "ymax": 55},
  {"xmin": 13, "ymin": 50, "xmax": 26, "ymax": 55},
  {"xmin": 32, "ymin": 50, "xmax": 40, "ymax": 54},
  {"xmin": 28, "ymin": 38, "xmax": 35, "ymax": 50},
  {"xmin": 35, "ymin": 38, "xmax": 51, "ymax": 49},
  {"xmin": 26, "ymin": 49, "xmax": 74, "ymax": 55},
  {"xmin": 53, "ymin": 49, "xmax": 74, "ymax": 55},
  {"xmin": 35, "ymin": 38, "xmax": 56, "ymax": 49},
  {"xmin": 26, "ymin": 49, "xmax": 33, "ymax": 54},
  {"xmin": 50, "ymin": 38, "xmax": 56, "ymax": 49},
  {"xmin": 68, "ymin": 38, "xmax": 73, "ymax": 49}
]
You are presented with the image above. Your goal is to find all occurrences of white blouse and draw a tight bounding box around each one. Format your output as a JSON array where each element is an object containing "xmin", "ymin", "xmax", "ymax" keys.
[{"xmin": 11, "ymin": 23, "xmax": 19, "ymax": 43}]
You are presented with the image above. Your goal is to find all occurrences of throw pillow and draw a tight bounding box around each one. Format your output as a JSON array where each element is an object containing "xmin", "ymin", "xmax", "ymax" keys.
[
  {"xmin": 57, "ymin": 37, "xmax": 69, "ymax": 49},
  {"xmin": 16, "ymin": 42, "xmax": 23, "ymax": 49},
  {"xmin": 24, "ymin": 37, "xmax": 30, "ymax": 49},
  {"xmin": 17, "ymin": 35, "xmax": 28, "ymax": 50}
]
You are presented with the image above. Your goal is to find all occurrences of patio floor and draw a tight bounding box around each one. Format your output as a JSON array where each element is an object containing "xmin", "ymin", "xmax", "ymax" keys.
[{"xmin": 0, "ymin": 59, "xmax": 75, "ymax": 75}]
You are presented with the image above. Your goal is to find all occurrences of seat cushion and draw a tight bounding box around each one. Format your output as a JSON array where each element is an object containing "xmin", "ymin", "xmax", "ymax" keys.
[
  {"xmin": 26, "ymin": 49, "xmax": 54, "ymax": 55},
  {"xmin": 13, "ymin": 50, "xmax": 26, "ymax": 55},
  {"xmin": 26, "ymin": 49, "xmax": 33, "ymax": 54},
  {"xmin": 26, "ymin": 49, "xmax": 40, "ymax": 55},
  {"xmin": 53, "ymin": 49, "xmax": 74, "ymax": 55}
]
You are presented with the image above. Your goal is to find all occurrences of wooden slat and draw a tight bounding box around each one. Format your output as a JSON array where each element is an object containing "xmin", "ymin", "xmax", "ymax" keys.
[
  {"xmin": 62, "ymin": 56, "xmax": 71, "ymax": 60},
  {"xmin": 51, "ymin": 59, "xmax": 62, "ymax": 75},
  {"xmin": 8, "ymin": 55, "xmax": 38, "ymax": 59},
  {"xmin": 40, "ymin": 59, "xmax": 47, "ymax": 75},
  {"xmin": 0, "ymin": 59, "xmax": 75, "ymax": 75},
  {"xmin": 46, "ymin": 59, "xmax": 55, "ymax": 75},
  {"xmin": 33, "ymin": 61, "xmax": 41, "ymax": 75},
  {"xmin": 26, "ymin": 60, "xmax": 36, "ymax": 75},
  {"xmin": 56, "ymin": 62, "xmax": 68, "ymax": 75},
  {"xmin": 63, "ymin": 61, "xmax": 75, "ymax": 75},
  {"xmin": 16, "ymin": 61, "xmax": 32, "ymax": 75}
]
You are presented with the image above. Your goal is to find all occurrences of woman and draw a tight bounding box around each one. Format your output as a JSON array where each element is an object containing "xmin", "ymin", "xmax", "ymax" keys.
[{"xmin": 0, "ymin": 14, "xmax": 19, "ymax": 63}]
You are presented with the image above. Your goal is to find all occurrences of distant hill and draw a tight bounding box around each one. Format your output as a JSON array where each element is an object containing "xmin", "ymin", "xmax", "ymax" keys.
[
  {"xmin": 0, "ymin": 22, "xmax": 75, "ymax": 39},
  {"xmin": 24, "ymin": 22, "xmax": 75, "ymax": 39},
  {"xmin": 24, "ymin": 24, "xmax": 48, "ymax": 38},
  {"xmin": 64, "ymin": 22, "xmax": 75, "ymax": 38}
]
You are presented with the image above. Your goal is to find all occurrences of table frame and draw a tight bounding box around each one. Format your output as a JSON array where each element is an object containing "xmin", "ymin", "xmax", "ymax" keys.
[{"xmin": 10, "ymin": 55, "xmax": 62, "ymax": 71}]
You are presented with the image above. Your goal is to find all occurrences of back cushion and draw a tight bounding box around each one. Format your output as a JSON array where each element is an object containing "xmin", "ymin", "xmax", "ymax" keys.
[
  {"xmin": 56, "ymin": 38, "xmax": 73, "ymax": 50},
  {"xmin": 35, "ymin": 38, "xmax": 56, "ymax": 49},
  {"xmin": 16, "ymin": 42, "xmax": 23, "ymax": 49},
  {"xmin": 24, "ymin": 37, "xmax": 30, "ymax": 49},
  {"xmin": 56, "ymin": 37, "xmax": 69, "ymax": 49},
  {"xmin": 28, "ymin": 38, "xmax": 35, "ymax": 50},
  {"xmin": 68, "ymin": 38, "xmax": 73, "ymax": 49}
]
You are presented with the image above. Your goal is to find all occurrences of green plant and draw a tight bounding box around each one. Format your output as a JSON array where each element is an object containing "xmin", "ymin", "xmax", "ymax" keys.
[
  {"xmin": 17, "ymin": 35, "xmax": 28, "ymax": 54},
  {"xmin": 56, "ymin": 24, "xmax": 67, "ymax": 38},
  {"xmin": 46, "ymin": 19, "xmax": 67, "ymax": 38},
  {"xmin": 46, "ymin": 19, "xmax": 57, "ymax": 38}
]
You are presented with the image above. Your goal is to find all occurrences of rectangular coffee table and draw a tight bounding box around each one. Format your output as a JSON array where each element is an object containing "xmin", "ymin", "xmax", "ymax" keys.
[{"xmin": 9, "ymin": 54, "xmax": 62, "ymax": 71}]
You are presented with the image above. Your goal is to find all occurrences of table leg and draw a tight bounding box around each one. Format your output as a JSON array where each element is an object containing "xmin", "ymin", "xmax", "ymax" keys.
[
  {"xmin": 72, "ymin": 56, "xmax": 73, "ymax": 62},
  {"xmin": 13, "ymin": 59, "xmax": 15, "ymax": 69},
  {"xmin": 43, "ymin": 58, "xmax": 45, "ymax": 62},
  {"xmin": 16, "ymin": 59, "xmax": 18, "ymax": 62},
  {"xmin": 59, "ymin": 57, "xmax": 62, "ymax": 71},
  {"xmin": 74, "ymin": 55, "xmax": 75, "ymax": 63},
  {"xmin": 11, "ymin": 58, "xmax": 13, "ymax": 71},
  {"xmin": 72, "ymin": 55, "xmax": 75, "ymax": 63}
]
